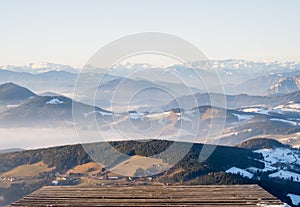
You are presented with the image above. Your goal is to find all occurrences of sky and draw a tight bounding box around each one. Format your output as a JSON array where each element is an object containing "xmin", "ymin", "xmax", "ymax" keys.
[{"xmin": 0, "ymin": 0, "xmax": 300, "ymax": 68}]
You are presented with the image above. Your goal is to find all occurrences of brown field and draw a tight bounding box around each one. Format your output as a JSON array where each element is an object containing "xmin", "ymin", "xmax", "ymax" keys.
[
  {"xmin": 66, "ymin": 162, "xmax": 103, "ymax": 176},
  {"xmin": 110, "ymin": 155, "xmax": 170, "ymax": 177},
  {"xmin": 1, "ymin": 161, "xmax": 54, "ymax": 177}
]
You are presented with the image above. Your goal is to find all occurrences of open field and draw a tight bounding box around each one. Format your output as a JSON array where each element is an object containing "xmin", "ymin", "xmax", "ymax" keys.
[
  {"xmin": 1, "ymin": 162, "xmax": 54, "ymax": 177},
  {"xmin": 67, "ymin": 162, "xmax": 103, "ymax": 176},
  {"xmin": 110, "ymin": 155, "xmax": 170, "ymax": 177}
]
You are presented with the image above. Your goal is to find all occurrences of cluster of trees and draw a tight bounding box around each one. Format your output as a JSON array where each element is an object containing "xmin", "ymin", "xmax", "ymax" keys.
[
  {"xmin": 189, "ymin": 172, "xmax": 256, "ymax": 185},
  {"xmin": 0, "ymin": 145, "xmax": 90, "ymax": 174},
  {"xmin": 2, "ymin": 139, "xmax": 298, "ymax": 206},
  {"xmin": 0, "ymin": 140, "xmax": 264, "ymax": 179},
  {"xmin": 237, "ymin": 138, "xmax": 290, "ymax": 150},
  {"xmin": 259, "ymin": 178, "xmax": 300, "ymax": 206}
]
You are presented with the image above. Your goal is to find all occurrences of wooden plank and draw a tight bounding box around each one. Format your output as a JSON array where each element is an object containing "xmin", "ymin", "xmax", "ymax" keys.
[{"xmin": 10, "ymin": 185, "xmax": 285, "ymax": 207}]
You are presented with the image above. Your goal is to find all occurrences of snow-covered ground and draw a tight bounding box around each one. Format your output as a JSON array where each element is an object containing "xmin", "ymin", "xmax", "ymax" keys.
[
  {"xmin": 254, "ymin": 148, "xmax": 299, "ymax": 165},
  {"xmin": 226, "ymin": 147, "xmax": 300, "ymax": 185},
  {"xmin": 241, "ymin": 107, "xmax": 270, "ymax": 115},
  {"xmin": 46, "ymin": 98, "xmax": 64, "ymax": 105},
  {"xmin": 247, "ymin": 166, "xmax": 277, "ymax": 173},
  {"xmin": 128, "ymin": 112, "xmax": 143, "ymax": 120},
  {"xmin": 269, "ymin": 170, "xmax": 300, "ymax": 182},
  {"xmin": 83, "ymin": 110, "xmax": 112, "ymax": 118},
  {"xmin": 274, "ymin": 102, "xmax": 300, "ymax": 113},
  {"xmin": 287, "ymin": 193, "xmax": 300, "ymax": 206},
  {"xmin": 270, "ymin": 118, "xmax": 298, "ymax": 126},
  {"xmin": 226, "ymin": 166, "xmax": 254, "ymax": 178},
  {"xmin": 232, "ymin": 113, "xmax": 253, "ymax": 121},
  {"xmin": 222, "ymin": 128, "xmax": 252, "ymax": 138},
  {"xmin": 241, "ymin": 103, "xmax": 300, "ymax": 116}
]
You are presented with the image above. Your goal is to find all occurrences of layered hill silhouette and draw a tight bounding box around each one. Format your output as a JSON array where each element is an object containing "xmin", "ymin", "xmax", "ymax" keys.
[
  {"xmin": 0, "ymin": 82, "xmax": 36, "ymax": 105},
  {"xmin": 237, "ymin": 138, "xmax": 289, "ymax": 150},
  {"xmin": 1, "ymin": 83, "xmax": 300, "ymax": 147}
]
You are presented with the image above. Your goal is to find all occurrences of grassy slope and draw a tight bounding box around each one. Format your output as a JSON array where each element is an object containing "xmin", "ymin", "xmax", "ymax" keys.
[
  {"xmin": 1, "ymin": 161, "xmax": 54, "ymax": 177},
  {"xmin": 110, "ymin": 155, "xmax": 170, "ymax": 177}
]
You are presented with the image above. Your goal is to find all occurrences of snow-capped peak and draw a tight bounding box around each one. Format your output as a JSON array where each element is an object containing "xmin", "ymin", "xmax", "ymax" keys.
[{"xmin": 1, "ymin": 62, "xmax": 78, "ymax": 74}]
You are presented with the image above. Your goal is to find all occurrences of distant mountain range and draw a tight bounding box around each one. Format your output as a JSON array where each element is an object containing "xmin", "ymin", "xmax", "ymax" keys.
[
  {"xmin": 0, "ymin": 148, "xmax": 24, "ymax": 154},
  {"xmin": 0, "ymin": 62, "xmax": 78, "ymax": 74},
  {"xmin": 1, "ymin": 61, "xmax": 300, "ymax": 206},
  {"xmin": 1, "ymin": 58, "xmax": 300, "ymax": 147},
  {"xmin": 164, "ymin": 90, "xmax": 300, "ymax": 110},
  {"xmin": 0, "ymin": 69, "xmax": 77, "ymax": 96},
  {"xmin": 1, "ymin": 82, "xmax": 300, "ymax": 148},
  {"xmin": 267, "ymin": 76, "xmax": 300, "ymax": 95},
  {"xmin": 3, "ymin": 60, "xmax": 300, "ymax": 74},
  {"xmin": 1, "ymin": 60, "xmax": 300, "ymax": 98}
]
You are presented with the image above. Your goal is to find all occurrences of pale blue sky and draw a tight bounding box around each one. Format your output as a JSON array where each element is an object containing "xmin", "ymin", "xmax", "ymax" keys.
[{"xmin": 0, "ymin": 0, "xmax": 299, "ymax": 67}]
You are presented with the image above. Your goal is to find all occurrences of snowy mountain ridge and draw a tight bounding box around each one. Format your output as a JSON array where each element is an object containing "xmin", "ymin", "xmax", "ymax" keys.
[
  {"xmin": 2, "ymin": 60, "xmax": 300, "ymax": 74},
  {"xmin": 0, "ymin": 62, "xmax": 79, "ymax": 74}
]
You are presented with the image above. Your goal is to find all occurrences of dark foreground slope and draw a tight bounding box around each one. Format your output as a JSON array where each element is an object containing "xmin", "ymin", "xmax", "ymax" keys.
[{"xmin": 0, "ymin": 140, "xmax": 298, "ymax": 206}]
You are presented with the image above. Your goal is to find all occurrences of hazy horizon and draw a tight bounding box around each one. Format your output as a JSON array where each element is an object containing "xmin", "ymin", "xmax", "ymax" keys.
[{"xmin": 1, "ymin": 0, "xmax": 300, "ymax": 68}]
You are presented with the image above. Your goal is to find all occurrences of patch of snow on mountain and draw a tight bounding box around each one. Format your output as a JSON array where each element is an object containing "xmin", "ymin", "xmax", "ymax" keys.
[
  {"xmin": 179, "ymin": 116, "xmax": 193, "ymax": 122},
  {"xmin": 274, "ymin": 103, "xmax": 300, "ymax": 113},
  {"xmin": 269, "ymin": 170, "xmax": 300, "ymax": 182},
  {"xmin": 146, "ymin": 111, "xmax": 172, "ymax": 120},
  {"xmin": 287, "ymin": 103, "xmax": 300, "ymax": 109},
  {"xmin": 83, "ymin": 111, "xmax": 112, "ymax": 118},
  {"xmin": 226, "ymin": 166, "xmax": 253, "ymax": 178},
  {"xmin": 287, "ymin": 194, "xmax": 300, "ymax": 206},
  {"xmin": 270, "ymin": 118, "xmax": 297, "ymax": 126},
  {"xmin": 241, "ymin": 107, "xmax": 270, "ymax": 115},
  {"xmin": 6, "ymin": 105, "xmax": 19, "ymax": 108},
  {"xmin": 46, "ymin": 98, "xmax": 64, "ymax": 105},
  {"xmin": 128, "ymin": 111, "xmax": 142, "ymax": 120},
  {"xmin": 255, "ymin": 148, "xmax": 298, "ymax": 165},
  {"xmin": 247, "ymin": 166, "xmax": 277, "ymax": 173},
  {"xmin": 232, "ymin": 113, "xmax": 253, "ymax": 121}
]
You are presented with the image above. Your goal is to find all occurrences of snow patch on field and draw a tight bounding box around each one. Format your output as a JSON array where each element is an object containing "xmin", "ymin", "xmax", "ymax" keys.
[
  {"xmin": 145, "ymin": 111, "xmax": 172, "ymax": 119},
  {"xmin": 287, "ymin": 193, "xmax": 300, "ymax": 206},
  {"xmin": 274, "ymin": 103, "xmax": 300, "ymax": 113},
  {"xmin": 232, "ymin": 113, "xmax": 253, "ymax": 121},
  {"xmin": 226, "ymin": 166, "xmax": 253, "ymax": 178},
  {"xmin": 129, "ymin": 112, "xmax": 142, "ymax": 120},
  {"xmin": 6, "ymin": 104, "xmax": 19, "ymax": 108},
  {"xmin": 270, "ymin": 118, "xmax": 297, "ymax": 126},
  {"xmin": 83, "ymin": 111, "xmax": 112, "ymax": 118},
  {"xmin": 179, "ymin": 116, "xmax": 193, "ymax": 122},
  {"xmin": 269, "ymin": 170, "xmax": 300, "ymax": 182},
  {"xmin": 255, "ymin": 148, "xmax": 298, "ymax": 164},
  {"xmin": 241, "ymin": 107, "xmax": 270, "ymax": 115},
  {"xmin": 46, "ymin": 98, "xmax": 64, "ymax": 104},
  {"xmin": 247, "ymin": 166, "xmax": 277, "ymax": 173}
]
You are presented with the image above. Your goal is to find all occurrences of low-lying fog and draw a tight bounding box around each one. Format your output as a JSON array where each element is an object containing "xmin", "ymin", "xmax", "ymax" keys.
[
  {"xmin": 0, "ymin": 127, "xmax": 212, "ymax": 151},
  {"xmin": 0, "ymin": 128, "xmax": 79, "ymax": 150}
]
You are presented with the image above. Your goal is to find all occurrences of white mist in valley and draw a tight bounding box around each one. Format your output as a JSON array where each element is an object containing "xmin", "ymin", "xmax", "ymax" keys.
[{"xmin": 0, "ymin": 128, "xmax": 79, "ymax": 150}]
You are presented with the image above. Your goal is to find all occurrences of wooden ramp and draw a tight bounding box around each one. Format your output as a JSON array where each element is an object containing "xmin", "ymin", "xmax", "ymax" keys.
[{"xmin": 10, "ymin": 185, "xmax": 285, "ymax": 206}]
